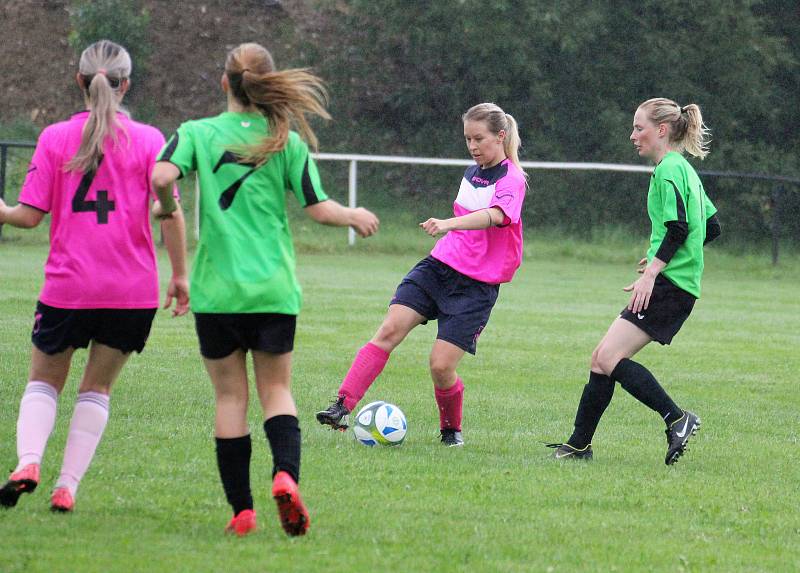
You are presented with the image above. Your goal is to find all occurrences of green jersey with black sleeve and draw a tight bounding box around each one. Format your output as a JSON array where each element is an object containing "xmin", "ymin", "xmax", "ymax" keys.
[
  {"xmin": 158, "ymin": 111, "xmax": 328, "ymax": 314},
  {"xmin": 646, "ymin": 151, "xmax": 717, "ymax": 298}
]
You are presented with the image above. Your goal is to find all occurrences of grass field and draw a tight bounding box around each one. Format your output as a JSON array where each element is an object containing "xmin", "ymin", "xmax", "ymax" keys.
[{"xmin": 0, "ymin": 225, "xmax": 798, "ymax": 573}]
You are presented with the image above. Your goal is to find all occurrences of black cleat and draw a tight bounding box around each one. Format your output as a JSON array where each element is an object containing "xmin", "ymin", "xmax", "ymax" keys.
[
  {"xmin": 665, "ymin": 410, "xmax": 700, "ymax": 465},
  {"xmin": 316, "ymin": 396, "xmax": 350, "ymax": 431},
  {"xmin": 440, "ymin": 428, "xmax": 464, "ymax": 447},
  {"xmin": 547, "ymin": 443, "xmax": 593, "ymax": 460}
]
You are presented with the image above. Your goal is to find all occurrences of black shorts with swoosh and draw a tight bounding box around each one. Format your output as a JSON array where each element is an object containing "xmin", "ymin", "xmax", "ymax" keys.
[{"xmin": 619, "ymin": 274, "xmax": 696, "ymax": 345}]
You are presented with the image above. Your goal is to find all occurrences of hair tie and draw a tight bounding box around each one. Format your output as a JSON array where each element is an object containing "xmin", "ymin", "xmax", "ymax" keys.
[{"xmin": 96, "ymin": 68, "xmax": 107, "ymax": 76}]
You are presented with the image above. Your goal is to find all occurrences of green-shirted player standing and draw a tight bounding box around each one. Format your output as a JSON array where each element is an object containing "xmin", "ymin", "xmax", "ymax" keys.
[
  {"xmin": 151, "ymin": 42, "xmax": 379, "ymax": 538},
  {"xmin": 549, "ymin": 97, "xmax": 721, "ymax": 465}
]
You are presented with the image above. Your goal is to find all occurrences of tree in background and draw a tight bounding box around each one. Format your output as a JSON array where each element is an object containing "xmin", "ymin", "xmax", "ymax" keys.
[{"xmin": 311, "ymin": 0, "xmax": 798, "ymax": 244}]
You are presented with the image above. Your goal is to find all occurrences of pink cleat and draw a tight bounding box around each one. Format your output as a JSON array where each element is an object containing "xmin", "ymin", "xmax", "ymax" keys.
[
  {"xmin": 271, "ymin": 471, "xmax": 309, "ymax": 537},
  {"xmin": 50, "ymin": 487, "xmax": 75, "ymax": 513},
  {"xmin": 0, "ymin": 463, "xmax": 40, "ymax": 508},
  {"xmin": 225, "ymin": 509, "xmax": 257, "ymax": 537}
]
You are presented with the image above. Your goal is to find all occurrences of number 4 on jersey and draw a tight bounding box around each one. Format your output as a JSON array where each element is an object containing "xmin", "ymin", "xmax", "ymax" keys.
[{"xmin": 72, "ymin": 157, "xmax": 115, "ymax": 224}]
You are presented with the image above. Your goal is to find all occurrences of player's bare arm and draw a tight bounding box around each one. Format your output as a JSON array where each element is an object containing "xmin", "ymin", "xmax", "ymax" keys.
[
  {"xmin": 0, "ymin": 200, "xmax": 45, "ymax": 229},
  {"xmin": 420, "ymin": 207, "xmax": 504, "ymax": 237}
]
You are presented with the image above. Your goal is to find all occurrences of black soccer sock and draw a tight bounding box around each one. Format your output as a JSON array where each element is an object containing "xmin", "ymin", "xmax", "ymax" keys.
[
  {"xmin": 567, "ymin": 371, "xmax": 615, "ymax": 449},
  {"xmin": 263, "ymin": 415, "xmax": 301, "ymax": 484},
  {"xmin": 610, "ymin": 358, "xmax": 683, "ymax": 424},
  {"xmin": 215, "ymin": 435, "xmax": 253, "ymax": 515}
]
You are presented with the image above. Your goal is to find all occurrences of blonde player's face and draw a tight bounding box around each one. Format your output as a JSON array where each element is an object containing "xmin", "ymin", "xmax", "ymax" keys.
[
  {"xmin": 630, "ymin": 107, "xmax": 666, "ymax": 162},
  {"xmin": 464, "ymin": 120, "xmax": 506, "ymax": 169}
]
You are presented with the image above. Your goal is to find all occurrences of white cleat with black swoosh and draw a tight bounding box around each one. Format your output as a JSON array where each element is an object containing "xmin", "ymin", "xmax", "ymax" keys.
[{"xmin": 547, "ymin": 443, "xmax": 593, "ymax": 460}]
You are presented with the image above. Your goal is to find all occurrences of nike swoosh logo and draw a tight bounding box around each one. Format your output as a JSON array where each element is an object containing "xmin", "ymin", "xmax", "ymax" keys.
[
  {"xmin": 554, "ymin": 451, "xmax": 574, "ymax": 459},
  {"xmin": 636, "ymin": 313, "xmax": 645, "ymax": 320},
  {"xmin": 675, "ymin": 416, "xmax": 691, "ymax": 438}
]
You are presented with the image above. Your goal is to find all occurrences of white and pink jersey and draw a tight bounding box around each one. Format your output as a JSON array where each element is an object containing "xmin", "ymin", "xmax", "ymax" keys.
[
  {"xmin": 19, "ymin": 111, "xmax": 169, "ymax": 309},
  {"xmin": 431, "ymin": 159, "xmax": 526, "ymax": 284}
]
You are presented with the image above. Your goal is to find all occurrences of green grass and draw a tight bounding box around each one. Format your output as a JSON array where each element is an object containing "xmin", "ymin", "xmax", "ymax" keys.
[{"xmin": 0, "ymin": 236, "xmax": 798, "ymax": 572}]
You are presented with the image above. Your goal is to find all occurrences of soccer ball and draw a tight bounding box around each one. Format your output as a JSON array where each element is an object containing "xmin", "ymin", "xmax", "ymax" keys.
[{"xmin": 352, "ymin": 401, "xmax": 407, "ymax": 447}]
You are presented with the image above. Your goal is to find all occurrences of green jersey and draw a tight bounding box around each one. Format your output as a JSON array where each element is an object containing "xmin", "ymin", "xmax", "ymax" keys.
[
  {"xmin": 646, "ymin": 151, "xmax": 717, "ymax": 298},
  {"xmin": 159, "ymin": 111, "xmax": 328, "ymax": 314}
]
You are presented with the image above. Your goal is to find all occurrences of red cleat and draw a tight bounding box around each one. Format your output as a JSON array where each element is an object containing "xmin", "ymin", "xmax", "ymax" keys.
[
  {"xmin": 50, "ymin": 487, "xmax": 75, "ymax": 513},
  {"xmin": 225, "ymin": 509, "xmax": 257, "ymax": 537},
  {"xmin": 0, "ymin": 463, "xmax": 40, "ymax": 508},
  {"xmin": 271, "ymin": 471, "xmax": 309, "ymax": 536}
]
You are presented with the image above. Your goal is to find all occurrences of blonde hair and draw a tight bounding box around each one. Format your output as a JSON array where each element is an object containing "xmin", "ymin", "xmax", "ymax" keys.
[
  {"xmin": 462, "ymin": 103, "xmax": 527, "ymax": 178},
  {"xmin": 639, "ymin": 97, "xmax": 711, "ymax": 159},
  {"xmin": 66, "ymin": 40, "xmax": 131, "ymax": 172},
  {"xmin": 225, "ymin": 43, "xmax": 330, "ymax": 166}
]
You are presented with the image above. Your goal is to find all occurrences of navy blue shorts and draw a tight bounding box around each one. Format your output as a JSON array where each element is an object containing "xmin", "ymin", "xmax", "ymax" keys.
[
  {"xmin": 31, "ymin": 301, "xmax": 157, "ymax": 355},
  {"xmin": 619, "ymin": 274, "xmax": 696, "ymax": 345},
  {"xmin": 194, "ymin": 312, "xmax": 297, "ymax": 359},
  {"xmin": 390, "ymin": 256, "xmax": 499, "ymax": 355}
]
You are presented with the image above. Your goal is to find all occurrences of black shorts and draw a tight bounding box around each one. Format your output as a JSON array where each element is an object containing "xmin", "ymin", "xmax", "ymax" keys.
[
  {"xmin": 194, "ymin": 312, "xmax": 297, "ymax": 359},
  {"xmin": 31, "ymin": 301, "xmax": 157, "ymax": 355},
  {"xmin": 390, "ymin": 256, "xmax": 499, "ymax": 355},
  {"xmin": 619, "ymin": 274, "xmax": 696, "ymax": 345}
]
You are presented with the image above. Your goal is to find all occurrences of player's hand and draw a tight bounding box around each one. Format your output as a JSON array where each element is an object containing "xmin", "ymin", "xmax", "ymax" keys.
[
  {"xmin": 163, "ymin": 275, "xmax": 190, "ymax": 317},
  {"xmin": 636, "ymin": 257, "xmax": 647, "ymax": 274},
  {"xmin": 0, "ymin": 197, "xmax": 7, "ymax": 223},
  {"xmin": 351, "ymin": 207, "xmax": 379, "ymax": 238},
  {"xmin": 623, "ymin": 273, "xmax": 655, "ymax": 314},
  {"xmin": 151, "ymin": 200, "xmax": 177, "ymax": 221},
  {"xmin": 419, "ymin": 218, "xmax": 451, "ymax": 237}
]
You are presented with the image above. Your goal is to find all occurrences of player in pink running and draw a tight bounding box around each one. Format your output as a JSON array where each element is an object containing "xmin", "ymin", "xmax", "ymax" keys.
[
  {"xmin": 317, "ymin": 103, "xmax": 527, "ymax": 446},
  {"xmin": 0, "ymin": 40, "xmax": 188, "ymax": 512}
]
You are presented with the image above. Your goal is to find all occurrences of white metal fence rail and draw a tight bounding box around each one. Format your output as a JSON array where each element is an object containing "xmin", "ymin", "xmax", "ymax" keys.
[
  {"xmin": 2, "ymin": 141, "xmax": 796, "ymax": 262},
  {"xmin": 193, "ymin": 153, "xmax": 655, "ymax": 243}
]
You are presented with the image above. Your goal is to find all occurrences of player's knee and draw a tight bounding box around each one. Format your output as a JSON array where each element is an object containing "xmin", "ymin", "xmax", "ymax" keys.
[
  {"xmin": 214, "ymin": 381, "xmax": 248, "ymax": 401},
  {"xmin": 592, "ymin": 346, "xmax": 619, "ymax": 377},
  {"xmin": 373, "ymin": 320, "xmax": 404, "ymax": 350},
  {"xmin": 590, "ymin": 348, "xmax": 601, "ymax": 371},
  {"xmin": 429, "ymin": 357, "xmax": 454, "ymax": 386}
]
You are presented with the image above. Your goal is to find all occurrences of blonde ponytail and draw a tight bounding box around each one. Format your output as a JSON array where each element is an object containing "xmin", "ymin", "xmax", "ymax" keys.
[
  {"xmin": 680, "ymin": 104, "xmax": 711, "ymax": 159},
  {"xmin": 66, "ymin": 40, "xmax": 131, "ymax": 173},
  {"xmin": 502, "ymin": 113, "xmax": 526, "ymax": 178},
  {"xmin": 225, "ymin": 43, "xmax": 330, "ymax": 166}
]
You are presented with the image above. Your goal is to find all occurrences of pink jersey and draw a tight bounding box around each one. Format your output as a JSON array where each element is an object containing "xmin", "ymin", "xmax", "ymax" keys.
[
  {"xmin": 430, "ymin": 159, "xmax": 526, "ymax": 284},
  {"xmin": 19, "ymin": 111, "xmax": 169, "ymax": 309}
]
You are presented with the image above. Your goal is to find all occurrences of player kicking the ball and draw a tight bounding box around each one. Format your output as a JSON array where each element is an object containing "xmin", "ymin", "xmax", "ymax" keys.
[
  {"xmin": 317, "ymin": 103, "xmax": 527, "ymax": 447},
  {"xmin": 548, "ymin": 98, "xmax": 720, "ymax": 465},
  {"xmin": 152, "ymin": 43, "xmax": 378, "ymax": 537}
]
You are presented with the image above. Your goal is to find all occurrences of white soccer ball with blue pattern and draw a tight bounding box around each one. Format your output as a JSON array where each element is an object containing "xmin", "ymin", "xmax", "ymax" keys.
[{"xmin": 352, "ymin": 401, "xmax": 407, "ymax": 447}]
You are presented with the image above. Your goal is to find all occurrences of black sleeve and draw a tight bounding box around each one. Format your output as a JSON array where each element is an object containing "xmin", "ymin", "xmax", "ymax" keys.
[
  {"xmin": 704, "ymin": 214, "xmax": 721, "ymax": 245},
  {"xmin": 654, "ymin": 220, "xmax": 689, "ymax": 263}
]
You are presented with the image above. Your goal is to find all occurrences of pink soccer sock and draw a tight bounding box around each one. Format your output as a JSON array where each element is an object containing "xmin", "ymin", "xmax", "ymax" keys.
[
  {"xmin": 56, "ymin": 392, "xmax": 110, "ymax": 496},
  {"xmin": 338, "ymin": 342, "xmax": 390, "ymax": 411},
  {"xmin": 434, "ymin": 378, "xmax": 464, "ymax": 431},
  {"xmin": 16, "ymin": 381, "xmax": 59, "ymax": 470}
]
